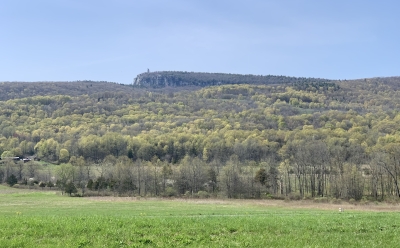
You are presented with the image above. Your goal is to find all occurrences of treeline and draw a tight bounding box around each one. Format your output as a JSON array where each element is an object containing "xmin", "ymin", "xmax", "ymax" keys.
[
  {"xmin": 133, "ymin": 71, "xmax": 331, "ymax": 88},
  {"xmin": 2, "ymin": 138, "xmax": 400, "ymax": 201},
  {"xmin": 0, "ymin": 81, "xmax": 126, "ymax": 101},
  {"xmin": 1, "ymin": 78, "xmax": 400, "ymax": 200}
]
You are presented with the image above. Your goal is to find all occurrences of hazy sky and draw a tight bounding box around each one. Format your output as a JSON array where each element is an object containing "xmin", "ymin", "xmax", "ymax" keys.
[{"xmin": 1, "ymin": 0, "xmax": 399, "ymax": 84}]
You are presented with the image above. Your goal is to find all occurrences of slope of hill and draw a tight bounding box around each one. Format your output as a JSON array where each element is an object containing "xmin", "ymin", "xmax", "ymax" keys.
[
  {"xmin": 1, "ymin": 73, "xmax": 400, "ymax": 200},
  {"xmin": 0, "ymin": 81, "xmax": 130, "ymax": 101}
]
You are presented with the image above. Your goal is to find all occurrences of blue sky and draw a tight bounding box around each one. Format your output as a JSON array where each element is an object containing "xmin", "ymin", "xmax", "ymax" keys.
[{"xmin": 1, "ymin": 0, "xmax": 399, "ymax": 84}]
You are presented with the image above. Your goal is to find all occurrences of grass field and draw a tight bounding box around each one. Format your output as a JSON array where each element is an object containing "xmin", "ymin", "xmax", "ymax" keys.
[{"xmin": 1, "ymin": 185, "xmax": 400, "ymax": 247}]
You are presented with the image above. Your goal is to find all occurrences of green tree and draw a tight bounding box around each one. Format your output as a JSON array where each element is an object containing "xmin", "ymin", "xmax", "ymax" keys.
[
  {"xmin": 87, "ymin": 179, "xmax": 94, "ymax": 190},
  {"xmin": 47, "ymin": 181, "xmax": 54, "ymax": 189},
  {"xmin": 254, "ymin": 168, "xmax": 267, "ymax": 186},
  {"xmin": 64, "ymin": 182, "xmax": 77, "ymax": 196},
  {"xmin": 34, "ymin": 138, "xmax": 60, "ymax": 161},
  {"xmin": 59, "ymin": 148, "xmax": 70, "ymax": 163},
  {"xmin": 56, "ymin": 164, "xmax": 75, "ymax": 194},
  {"xmin": 1, "ymin": 150, "xmax": 14, "ymax": 159},
  {"xmin": 6, "ymin": 174, "xmax": 17, "ymax": 187},
  {"xmin": 137, "ymin": 143, "xmax": 156, "ymax": 161}
]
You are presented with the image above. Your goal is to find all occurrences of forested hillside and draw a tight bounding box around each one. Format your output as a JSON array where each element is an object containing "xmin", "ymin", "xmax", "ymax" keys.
[
  {"xmin": 2, "ymin": 74, "xmax": 400, "ymax": 201},
  {"xmin": 0, "ymin": 81, "xmax": 126, "ymax": 101},
  {"xmin": 133, "ymin": 71, "xmax": 331, "ymax": 88}
]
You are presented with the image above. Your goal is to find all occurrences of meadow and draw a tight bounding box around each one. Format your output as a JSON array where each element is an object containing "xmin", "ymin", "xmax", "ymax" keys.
[{"xmin": 0, "ymin": 185, "xmax": 400, "ymax": 248}]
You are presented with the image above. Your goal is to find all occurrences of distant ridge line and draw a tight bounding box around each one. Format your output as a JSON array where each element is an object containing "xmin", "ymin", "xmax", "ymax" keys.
[{"xmin": 133, "ymin": 71, "xmax": 332, "ymax": 88}]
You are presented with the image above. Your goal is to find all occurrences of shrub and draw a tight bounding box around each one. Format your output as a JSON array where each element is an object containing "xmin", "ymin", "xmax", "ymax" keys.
[
  {"xmin": 313, "ymin": 197, "xmax": 329, "ymax": 203},
  {"xmin": 197, "ymin": 191, "xmax": 210, "ymax": 199},
  {"xmin": 330, "ymin": 198, "xmax": 342, "ymax": 204},
  {"xmin": 263, "ymin": 193, "xmax": 273, "ymax": 199},
  {"xmin": 164, "ymin": 187, "xmax": 177, "ymax": 197},
  {"xmin": 284, "ymin": 197, "xmax": 291, "ymax": 202},
  {"xmin": 360, "ymin": 197, "xmax": 370, "ymax": 205},
  {"xmin": 47, "ymin": 181, "xmax": 54, "ymax": 189},
  {"xmin": 65, "ymin": 182, "xmax": 78, "ymax": 196},
  {"xmin": 384, "ymin": 196, "xmax": 400, "ymax": 205},
  {"xmin": 287, "ymin": 193, "xmax": 302, "ymax": 201},
  {"xmin": 349, "ymin": 198, "xmax": 357, "ymax": 205},
  {"xmin": 86, "ymin": 179, "xmax": 94, "ymax": 190},
  {"xmin": 6, "ymin": 174, "xmax": 17, "ymax": 187}
]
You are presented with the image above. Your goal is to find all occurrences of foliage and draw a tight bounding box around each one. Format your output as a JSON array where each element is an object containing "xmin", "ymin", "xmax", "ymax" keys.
[
  {"xmin": 59, "ymin": 149, "xmax": 70, "ymax": 163},
  {"xmin": 64, "ymin": 182, "xmax": 77, "ymax": 196},
  {"xmin": 6, "ymin": 174, "xmax": 17, "ymax": 186},
  {"xmin": 47, "ymin": 181, "xmax": 54, "ymax": 189},
  {"xmin": 3, "ymin": 76, "xmax": 400, "ymax": 199},
  {"xmin": 0, "ymin": 81, "xmax": 123, "ymax": 101},
  {"xmin": 134, "ymin": 71, "xmax": 331, "ymax": 88}
]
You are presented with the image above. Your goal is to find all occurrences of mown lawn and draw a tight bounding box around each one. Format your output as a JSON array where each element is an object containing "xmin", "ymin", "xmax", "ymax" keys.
[{"xmin": 0, "ymin": 185, "xmax": 399, "ymax": 247}]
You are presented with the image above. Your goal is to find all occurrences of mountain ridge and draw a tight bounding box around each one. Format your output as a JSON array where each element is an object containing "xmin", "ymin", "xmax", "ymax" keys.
[{"xmin": 133, "ymin": 71, "xmax": 332, "ymax": 88}]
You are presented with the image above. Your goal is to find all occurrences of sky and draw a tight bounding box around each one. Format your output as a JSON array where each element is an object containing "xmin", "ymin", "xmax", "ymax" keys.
[{"xmin": 1, "ymin": 0, "xmax": 400, "ymax": 84}]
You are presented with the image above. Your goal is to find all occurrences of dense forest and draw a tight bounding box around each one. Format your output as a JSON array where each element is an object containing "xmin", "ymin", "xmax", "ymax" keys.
[
  {"xmin": 2, "ymin": 72, "xmax": 400, "ymax": 201},
  {"xmin": 133, "ymin": 71, "xmax": 331, "ymax": 88}
]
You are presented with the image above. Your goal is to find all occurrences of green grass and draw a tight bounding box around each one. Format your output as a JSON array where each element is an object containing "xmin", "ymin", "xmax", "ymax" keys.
[{"xmin": 0, "ymin": 187, "xmax": 399, "ymax": 247}]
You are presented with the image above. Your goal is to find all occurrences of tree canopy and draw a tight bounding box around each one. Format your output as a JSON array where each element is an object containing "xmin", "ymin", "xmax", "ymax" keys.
[{"xmin": 2, "ymin": 75, "xmax": 400, "ymax": 200}]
